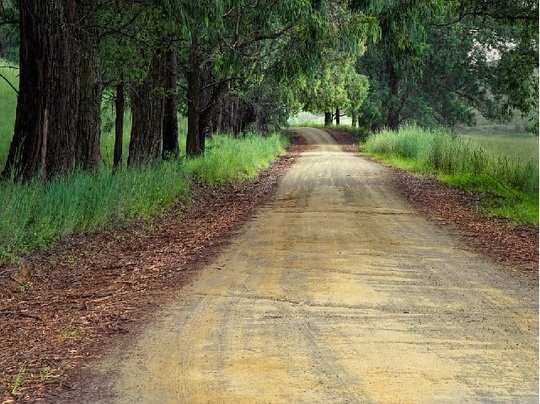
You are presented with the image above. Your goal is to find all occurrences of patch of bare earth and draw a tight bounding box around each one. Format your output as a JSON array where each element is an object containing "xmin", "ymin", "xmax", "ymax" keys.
[
  {"xmin": 0, "ymin": 138, "xmax": 305, "ymax": 403},
  {"xmin": 324, "ymin": 128, "xmax": 358, "ymax": 152},
  {"xmin": 328, "ymin": 127, "xmax": 538, "ymax": 275}
]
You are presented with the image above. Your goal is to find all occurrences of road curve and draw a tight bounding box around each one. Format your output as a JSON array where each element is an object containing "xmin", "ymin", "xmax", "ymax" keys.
[{"xmin": 88, "ymin": 128, "xmax": 538, "ymax": 403}]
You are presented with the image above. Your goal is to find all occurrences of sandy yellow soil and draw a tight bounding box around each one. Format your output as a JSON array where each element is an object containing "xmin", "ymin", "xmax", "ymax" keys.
[{"xmin": 85, "ymin": 128, "xmax": 538, "ymax": 403}]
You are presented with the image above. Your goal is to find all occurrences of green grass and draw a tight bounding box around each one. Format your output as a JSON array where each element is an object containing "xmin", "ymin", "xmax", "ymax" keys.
[
  {"xmin": 185, "ymin": 133, "xmax": 287, "ymax": 184},
  {"xmin": 0, "ymin": 133, "xmax": 287, "ymax": 264},
  {"xmin": 458, "ymin": 130, "xmax": 539, "ymax": 164},
  {"xmin": 0, "ymin": 62, "xmax": 288, "ymax": 265},
  {"xmin": 0, "ymin": 60, "xmax": 18, "ymax": 169},
  {"xmin": 364, "ymin": 125, "xmax": 539, "ymax": 225}
]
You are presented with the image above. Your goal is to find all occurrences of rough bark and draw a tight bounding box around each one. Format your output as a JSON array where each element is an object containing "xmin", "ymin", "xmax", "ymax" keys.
[
  {"xmin": 113, "ymin": 81, "xmax": 125, "ymax": 169},
  {"xmin": 186, "ymin": 35, "xmax": 226, "ymax": 156},
  {"xmin": 76, "ymin": 17, "xmax": 101, "ymax": 170},
  {"xmin": 324, "ymin": 112, "xmax": 333, "ymax": 126},
  {"xmin": 351, "ymin": 112, "xmax": 357, "ymax": 128},
  {"xmin": 335, "ymin": 107, "xmax": 341, "ymax": 125},
  {"xmin": 186, "ymin": 35, "xmax": 202, "ymax": 157},
  {"xmin": 3, "ymin": 0, "xmax": 80, "ymax": 180},
  {"xmin": 162, "ymin": 46, "xmax": 179, "ymax": 159},
  {"xmin": 128, "ymin": 53, "xmax": 165, "ymax": 165}
]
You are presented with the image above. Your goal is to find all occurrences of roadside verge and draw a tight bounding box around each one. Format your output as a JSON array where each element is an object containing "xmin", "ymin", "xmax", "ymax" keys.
[
  {"xmin": 326, "ymin": 127, "xmax": 538, "ymax": 274},
  {"xmin": 0, "ymin": 134, "xmax": 305, "ymax": 402}
]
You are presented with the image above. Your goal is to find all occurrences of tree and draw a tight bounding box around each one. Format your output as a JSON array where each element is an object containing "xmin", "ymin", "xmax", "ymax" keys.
[
  {"xmin": 128, "ymin": 51, "xmax": 166, "ymax": 165},
  {"xmin": 301, "ymin": 62, "xmax": 369, "ymax": 126},
  {"xmin": 172, "ymin": 0, "xmax": 377, "ymax": 155},
  {"xmin": 345, "ymin": 70, "xmax": 369, "ymax": 127},
  {"xmin": 162, "ymin": 44, "xmax": 179, "ymax": 159},
  {"xmin": 3, "ymin": 0, "xmax": 81, "ymax": 180},
  {"xmin": 76, "ymin": 2, "xmax": 101, "ymax": 170},
  {"xmin": 355, "ymin": 0, "xmax": 538, "ymax": 131}
]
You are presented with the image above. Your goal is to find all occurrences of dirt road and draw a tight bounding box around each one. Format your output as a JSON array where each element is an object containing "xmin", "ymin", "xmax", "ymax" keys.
[{"xmin": 85, "ymin": 128, "xmax": 538, "ymax": 403}]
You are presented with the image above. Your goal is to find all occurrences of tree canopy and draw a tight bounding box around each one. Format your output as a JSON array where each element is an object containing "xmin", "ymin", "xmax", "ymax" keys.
[{"xmin": 0, "ymin": 0, "xmax": 537, "ymax": 180}]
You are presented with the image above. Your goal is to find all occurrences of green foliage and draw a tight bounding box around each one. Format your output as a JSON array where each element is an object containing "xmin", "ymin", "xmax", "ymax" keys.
[
  {"xmin": 0, "ymin": 133, "xmax": 287, "ymax": 264},
  {"xmin": 365, "ymin": 125, "xmax": 539, "ymax": 224},
  {"xmin": 301, "ymin": 62, "xmax": 369, "ymax": 115},
  {"xmin": 185, "ymin": 133, "xmax": 287, "ymax": 185},
  {"xmin": 0, "ymin": 1, "xmax": 18, "ymax": 63},
  {"xmin": 356, "ymin": 0, "xmax": 538, "ymax": 130}
]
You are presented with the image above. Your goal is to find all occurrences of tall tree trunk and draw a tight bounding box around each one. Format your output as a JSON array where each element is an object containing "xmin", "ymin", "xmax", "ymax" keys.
[
  {"xmin": 76, "ymin": 16, "xmax": 101, "ymax": 170},
  {"xmin": 162, "ymin": 46, "xmax": 179, "ymax": 159},
  {"xmin": 386, "ymin": 58, "xmax": 400, "ymax": 131},
  {"xmin": 186, "ymin": 35, "xmax": 202, "ymax": 157},
  {"xmin": 113, "ymin": 81, "xmax": 125, "ymax": 169},
  {"xmin": 3, "ymin": 0, "xmax": 80, "ymax": 180},
  {"xmin": 324, "ymin": 112, "xmax": 332, "ymax": 126},
  {"xmin": 351, "ymin": 112, "xmax": 357, "ymax": 128},
  {"xmin": 128, "ymin": 53, "xmax": 165, "ymax": 165},
  {"xmin": 335, "ymin": 107, "xmax": 341, "ymax": 125}
]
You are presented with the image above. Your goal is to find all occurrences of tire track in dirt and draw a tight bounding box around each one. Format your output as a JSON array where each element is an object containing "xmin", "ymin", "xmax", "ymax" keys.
[{"xmin": 67, "ymin": 127, "xmax": 538, "ymax": 403}]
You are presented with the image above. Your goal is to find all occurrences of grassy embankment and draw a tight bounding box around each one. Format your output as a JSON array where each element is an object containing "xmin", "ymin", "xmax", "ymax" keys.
[
  {"xmin": 0, "ymin": 62, "xmax": 288, "ymax": 264},
  {"xmin": 364, "ymin": 125, "xmax": 539, "ymax": 225}
]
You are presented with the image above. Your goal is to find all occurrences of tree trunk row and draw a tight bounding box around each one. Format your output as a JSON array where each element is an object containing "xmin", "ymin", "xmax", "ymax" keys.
[{"xmin": 128, "ymin": 51, "xmax": 166, "ymax": 165}]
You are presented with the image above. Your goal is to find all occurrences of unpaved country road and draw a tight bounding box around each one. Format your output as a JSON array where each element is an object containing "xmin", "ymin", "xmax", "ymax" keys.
[{"xmin": 84, "ymin": 128, "xmax": 538, "ymax": 403}]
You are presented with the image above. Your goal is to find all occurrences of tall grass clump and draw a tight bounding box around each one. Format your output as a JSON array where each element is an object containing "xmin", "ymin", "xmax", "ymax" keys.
[
  {"xmin": 0, "ymin": 162, "xmax": 190, "ymax": 263},
  {"xmin": 0, "ymin": 132, "xmax": 287, "ymax": 264},
  {"xmin": 186, "ymin": 132, "xmax": 288, "ymax": 184},
  {"xmin": 365, "ymin": 124, "xmax": 539, "ymax": 224}
]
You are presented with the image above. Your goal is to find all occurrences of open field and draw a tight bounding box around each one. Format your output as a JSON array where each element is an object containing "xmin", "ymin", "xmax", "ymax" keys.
[
  {"xmin": 458, "ymin": 130, "xmax": 538, "ymax": 164},
  {"xmin": 365, "ymin": 125, "xmax": 539, "ymax": 225}
]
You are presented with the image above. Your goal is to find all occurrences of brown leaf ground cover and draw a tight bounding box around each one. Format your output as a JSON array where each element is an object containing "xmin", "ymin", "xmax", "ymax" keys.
[
  {"xmin": 391, "ymin": 170, "xmax": 538, "ymax": 272},
  {"xmin": 0, "ymin": 136, "xmax": 306, "ymax": 402}
]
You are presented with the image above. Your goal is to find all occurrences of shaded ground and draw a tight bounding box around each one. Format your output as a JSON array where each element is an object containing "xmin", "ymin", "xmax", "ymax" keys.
[
  {"xmin": 0, "ymin": 138, "xmax": 304, "ymax": 402},
  {"xmin": 65, "ymin": 128, "xmax": 538, "ymax": 403}
]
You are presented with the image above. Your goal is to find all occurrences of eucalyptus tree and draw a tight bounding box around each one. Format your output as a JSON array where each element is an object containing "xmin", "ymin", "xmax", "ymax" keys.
[
  {"xmin": 355, "ymin": 0, "xmax": 538, "ymax": 131},
  {"xmin": 352, "ymin": 0, "xmax": 442, "ymax": 130},
  {"xmin": 164, "ymin": 0, "xmax": 377, "ymax": 155},
  {"xmin": 300, "ymin": 61, "xmax": 370, "ymax": 126},
  {"xmin": 166, "ymin": 0, "xmax": 315, "ymax": 155},
  {"xmin": 345, "ymin": 70, "xmax": 369, "ymax": 127},
  {"xmin": 2, "ymin": 0, "xmax": 82, "ymax": 180}
]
